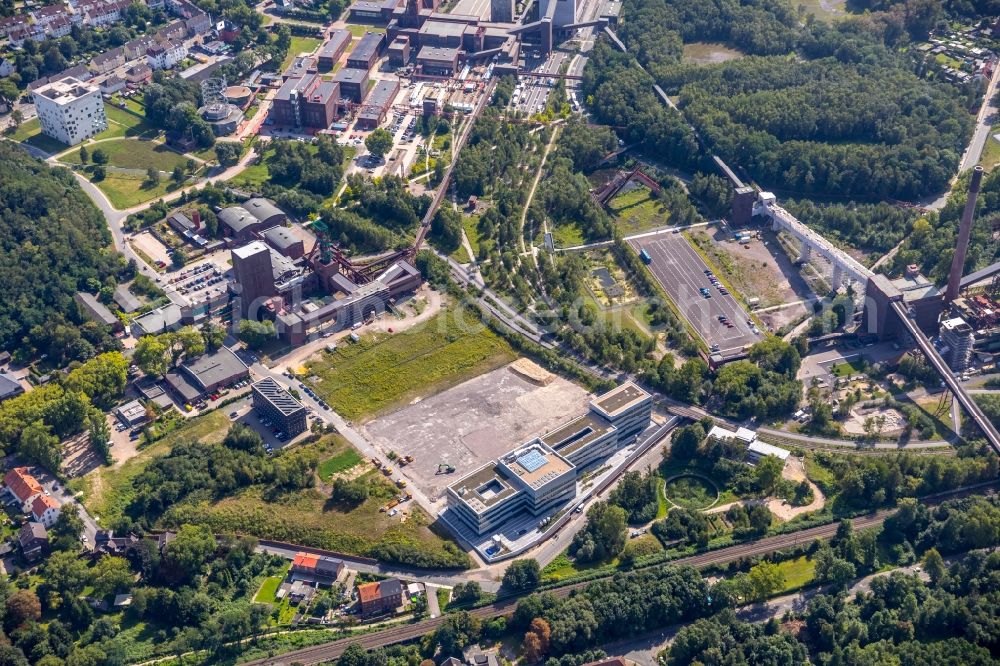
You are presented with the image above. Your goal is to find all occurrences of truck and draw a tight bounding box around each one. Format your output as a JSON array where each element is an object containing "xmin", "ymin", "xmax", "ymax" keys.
[{"xmin": 639, "ymin": 248, "xmax": 652, "ymax": 265}]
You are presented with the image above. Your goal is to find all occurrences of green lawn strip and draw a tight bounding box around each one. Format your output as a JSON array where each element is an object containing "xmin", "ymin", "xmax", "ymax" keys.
[
  {"xmin": 463, "ymin": 215, "xmax": 484, "ymax": 256},
  {"xmin": 255, "ymin": 563, "xmax": 291, "ymax": 603},
  {"xmin": 436, "ymin": 587, "xmax": 450, "ymax": 612},
  {"xmin": 317, "ymin": 448, "xmax": 363, "ymax": 481},
  {"xmin": 8, "ymin": 117, "xmax": 41, "ymax": 141},
  {"xmin": 830, "ymin": 358, "xmax": 866, "ymax": 377},
  {"xmin": 541, "ymin": 551, "xmax": 619, "ymax": 582},
  {"xmin": 281, "ymin": 35, "xmax": 323, "ymax": 70},
  {"xmin": 303, "ymin": 308, "xmax": 516, "ymax": 421},
  {"xmin": 346, "ymin": 24, "xmax": 386, "ymax": 37}
]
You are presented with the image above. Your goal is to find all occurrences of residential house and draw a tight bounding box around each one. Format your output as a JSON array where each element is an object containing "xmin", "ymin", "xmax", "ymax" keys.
[
  {"xmin": 0, "ymin": 373, "xmax": 24, "ymax": 402},
  {"xmin": 125, "ymin": 62, "xmax": 153, "ymax": 85},
  {"xmin": 4, "ymin": 467, "xmax": 43, "ymax": 511},
  {"xmin": 147, "ymin": 39, "xmax": 187, "ymax": 70},
  {"xmin": 91, "ymin": 47, "xmax": 126, "ymax": 74},
  {"xmin": 17, "ymin": 522, "xmax": 48, "ymax": 562},
  {"xmin": 290, "ymin": 552, "xmax": 345, "ymax": 581},
  {"xmin": 184, "ymin": 10, "xmax": 210, "ymax": 35},
  {"xmin": 124, "ymin": 35, "xmax": 156, "ymax": 59},
  {"xmin": 0, "ymin": 58, "xmax": 15, "ymax": 77},
  {"xmin": 31, "ymin": 494, "xmax": 61, "ymax": 527},
  {"xmin": 100, "ymin": 74, "xmax": 126, "ymax": 94},
  {"xmin": 357, "ymin": 579, "xmax": 403, "ymax": 617}
]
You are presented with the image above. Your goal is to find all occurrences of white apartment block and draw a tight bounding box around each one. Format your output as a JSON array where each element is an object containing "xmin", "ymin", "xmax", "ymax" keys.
[
  {"xmin": 146, "ymin": 39, "xmax": 187, "ymax": 69},
  {"xmin": 32, "ymin": 77, "xmax": 108, "ymax": 146}
]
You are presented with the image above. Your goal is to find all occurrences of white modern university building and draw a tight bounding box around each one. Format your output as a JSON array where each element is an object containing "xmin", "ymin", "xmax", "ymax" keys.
[
  {"xmin": 445, "ymin": 383, "xmax": 653, "ymax": 539},
  {"xmin": 32, "ymin": 76, "xmax": 107, "ymax": 146}
]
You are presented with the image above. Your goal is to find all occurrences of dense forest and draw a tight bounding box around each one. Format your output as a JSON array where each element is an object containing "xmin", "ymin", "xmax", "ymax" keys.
[
  {"xmin": 583, "ymin": 0, "xmax": 976, "ymax": 201},
  {"xmin": 0, "ymin": 144, "xmax": 123, "ymax": 354}
]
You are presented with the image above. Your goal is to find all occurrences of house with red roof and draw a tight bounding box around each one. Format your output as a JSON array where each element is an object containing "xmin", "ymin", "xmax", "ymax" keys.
[
  {"xmin": 357, "ymin": 579, "xmax": 402, "ymax": 617},
  {"xmin": 31, "ymin": 494, "xmax": 61, "ymax": 527},
  {"xmin": 290, "ymin": 551, "xmax": 345, "ymax": 581},
  {"xmin": 4, "ymin": 467, "xmax": 43, "ymax": 512}
]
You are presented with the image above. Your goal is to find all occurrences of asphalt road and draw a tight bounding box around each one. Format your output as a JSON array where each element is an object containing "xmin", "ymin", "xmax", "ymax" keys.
[{"xmin": 628, "ymin": 234, "xmax": 758, "ymax": 355}]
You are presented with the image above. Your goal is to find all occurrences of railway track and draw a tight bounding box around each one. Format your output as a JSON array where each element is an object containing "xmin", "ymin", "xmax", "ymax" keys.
[{"xmin": 245, "ymin": 480, "xmax": 997, "ymax": 666}]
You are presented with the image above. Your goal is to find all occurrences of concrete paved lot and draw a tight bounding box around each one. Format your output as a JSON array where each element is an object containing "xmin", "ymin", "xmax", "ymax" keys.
[
  {"xmin": 629, "ymin": 233, "xmax": 758, "ymax": 355},
  {"xmin": 361, "ymin": 362, "xmax": 590, "ymax": 506}
]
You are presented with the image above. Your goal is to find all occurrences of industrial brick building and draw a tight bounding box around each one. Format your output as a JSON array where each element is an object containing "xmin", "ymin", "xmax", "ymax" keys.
[
  {"xmin": 357, "ymin": 78, "xmax": 400, "ymax": 129},
  {"xmin": 333, "ymin": 68, "xmax": 371, "ymax": 103},
  {"xmin": 415, "ymin": 45, "xmax": 459, "ymax": 76},
  {"xmin": 347, "ymin": 31, "xmax": 386, "ymax": 71},
  {"xmin": 446, "ymin": 383, "xmax": 652, "ymax": 536},
  {"xmin": 317, "ymin": 29, "xmax": 352, "ymax": 71},
  {"xmin": 271, "ymin": 74, "xmax": 339, "ymax": 130},
  {"xmin": 251, "ymin": 377, "xmax": 307, "ymax": 437}
]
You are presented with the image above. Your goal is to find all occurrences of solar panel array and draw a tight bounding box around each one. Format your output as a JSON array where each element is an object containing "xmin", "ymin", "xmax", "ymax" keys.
[{"xmin": 517, "ymin": 449, "xmax": 548, "ymax": 473}]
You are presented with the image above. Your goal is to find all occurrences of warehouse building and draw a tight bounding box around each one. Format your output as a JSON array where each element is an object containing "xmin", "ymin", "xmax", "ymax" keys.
[
  {"xmin": 262, "ymin": 226, "xmax": 306, "ymax": 260},
  {"xmin": 357, "ymin": 78, "xmax": 400, "ymax": 129},
  {"xmin": 348, "ymin": 0, "xmax": 402, "ymax": 21},
  {"xmin": 347, "ymin": 31, "xmax": 386, "ymax": 71},
  {"xmin": 219, "ymin": 198, "xmax": 287, "ymax": 242},
  {"xmin": 446, "ymin": 383, "xmax": 652, "ymax": 536},
  {"xmin": 164, "ymin": 347, "xmax": 249, "ymax": 404},
  {"xmin": 317, "ymin": 29, "xmax": 352, "ymax": 71},
  {"xmin": 75, "ymin": 292, "xmax": 122, "ymax": 332},
  {"xmin": 415, "ymin": 45, "xmax": 459, "ymax": 76},
  {"xmin": 334, "ymin": 68, "xmax": 371, "ymax": 103},
  {"xmin": 252, "ymin": 377, "xmax": 306, "ymax": 437}
]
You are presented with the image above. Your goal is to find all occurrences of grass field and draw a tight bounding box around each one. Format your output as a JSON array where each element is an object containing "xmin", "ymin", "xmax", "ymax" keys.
[
  {"xmin": 72, "ymin": 410, "xmax": 232, "ymax": 527},
  {"xmin": 347, "ymin": 24, "xmax": 386, "ymax": 37},
  {"xmin": 62, "ymin": 138, "xmax": 188, "ymax": 172},
  {"xmin": 164, "ymin": 466, "xmax": 465, "ymax": 566},
  {"xmin": 463, "ymin": 215, "xmax": 484, "ymax": 257},
  {"xmin": 9, "ymin": 117, "xmax": 41, "ymax": 142},
  {"xmin": 95, "ymin": 172, "xmax": 176, "ymax": 209},
  {"xmin": 303, "ymin": 308, "xmax": 516, "ymax": 421},
  {"xmin": 97, "ymin": 105, "xmax": 159, "ymax": 140},
  {"xmin": 7, "ymin": 118, "xmax": 72, "ymax": 154},
  {"xmin": 548, "ymin": 222, "xmax": 586, "ymax": 248},
  {"xmin": 830, "ymin": 358, "xmax": 866, "ymax": 377},
  {"xmin": 608, "ymin": 185, "xmax": 670, "ymax": 234},
  {"xmin": 981, "ymin": 135, "xmax": 1000, "ymax": 172},
  {"xmin": 317, "ymin": 446, "xmax": 363, "ymax": 481},
  {"xmin": 774, "ymin": 555, "xmax": 816, "ymax": 593},
  {"xmin": 281, "ymin": 35, "xmax": 323, "ymax": 70}
]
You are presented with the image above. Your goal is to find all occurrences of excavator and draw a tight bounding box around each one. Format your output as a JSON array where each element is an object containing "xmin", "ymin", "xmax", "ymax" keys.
[{"xmin": 436, "ymin": 463, "xmax": 455, "ymax": 475}]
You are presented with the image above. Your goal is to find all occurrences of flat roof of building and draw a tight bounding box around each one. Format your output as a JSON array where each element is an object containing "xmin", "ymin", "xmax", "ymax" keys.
[
  {"xmin": 942, "ymin": 316, "xmax": 972, "ymax": 332},
  {"xmin": 232, "ymin": 240, "xmax": 270, "ymax": 259},
  {"xmin": 890, "ymin": 273, "xmax": 942, "ymax": 302},
  {"xmin": 419, "ymin": 19, "xmax": 467, "ymax": 39},
  {"xmin": 349, "ymin": 32, "xmax": 384, "ymax": 62},
  {"xmin": 416, "ymin": 45, "xmax": 460, "ymax": 63},
  {"xmin": 252, "ymin": 377, "xmax": 304, "ymax": 416},
  {"xmin": 33, "ymin": 76, "xmax": 98, "ymax": 103},
  {"xmin": 183, "ymin": 346, "xmax": 248, "ymax": 390},
  {"xmin": 590, "ymin": 381, "xmax": 649, "ymax": 418},
  {"xmin": 319, "ymin": 29, "xmax": 351, "ymax": 58},
  {"xmin": 539, "ymin": 412, "xmax": 614, "ymax": 457},
  {"xmin": 360, "ymin": 79, "xmax": 399, "ymax": 115},
  {"xmin": 748, "ymin": 440, "xmax": 790, "ymax": 461},
  {"xmin": 334, "ymin": 68, "xmax": 368, "ymax": 84},
  {"xmin": 449, "ymin": 463, "xmax": 519, "ymax": 513},
  {"xmin": 499, "ymin": 441, "xmax": 573, "ymax": 490}
]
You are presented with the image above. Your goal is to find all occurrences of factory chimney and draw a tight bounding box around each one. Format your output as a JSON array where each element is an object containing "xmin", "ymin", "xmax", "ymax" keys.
[{"xmin": 945, "ymin": 165, "xmax": 984, "ymax": 303}]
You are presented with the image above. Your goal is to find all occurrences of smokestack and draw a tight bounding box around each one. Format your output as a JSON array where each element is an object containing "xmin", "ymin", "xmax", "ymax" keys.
[{"xmin": 946, "ymin": 165, "xmax": 984, "ymax": 302}]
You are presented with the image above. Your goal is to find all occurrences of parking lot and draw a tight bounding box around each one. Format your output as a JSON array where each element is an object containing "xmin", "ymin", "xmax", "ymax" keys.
[{"xmin": 629, "ymin": 233, "xmax": 759, "ymax": 355}]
